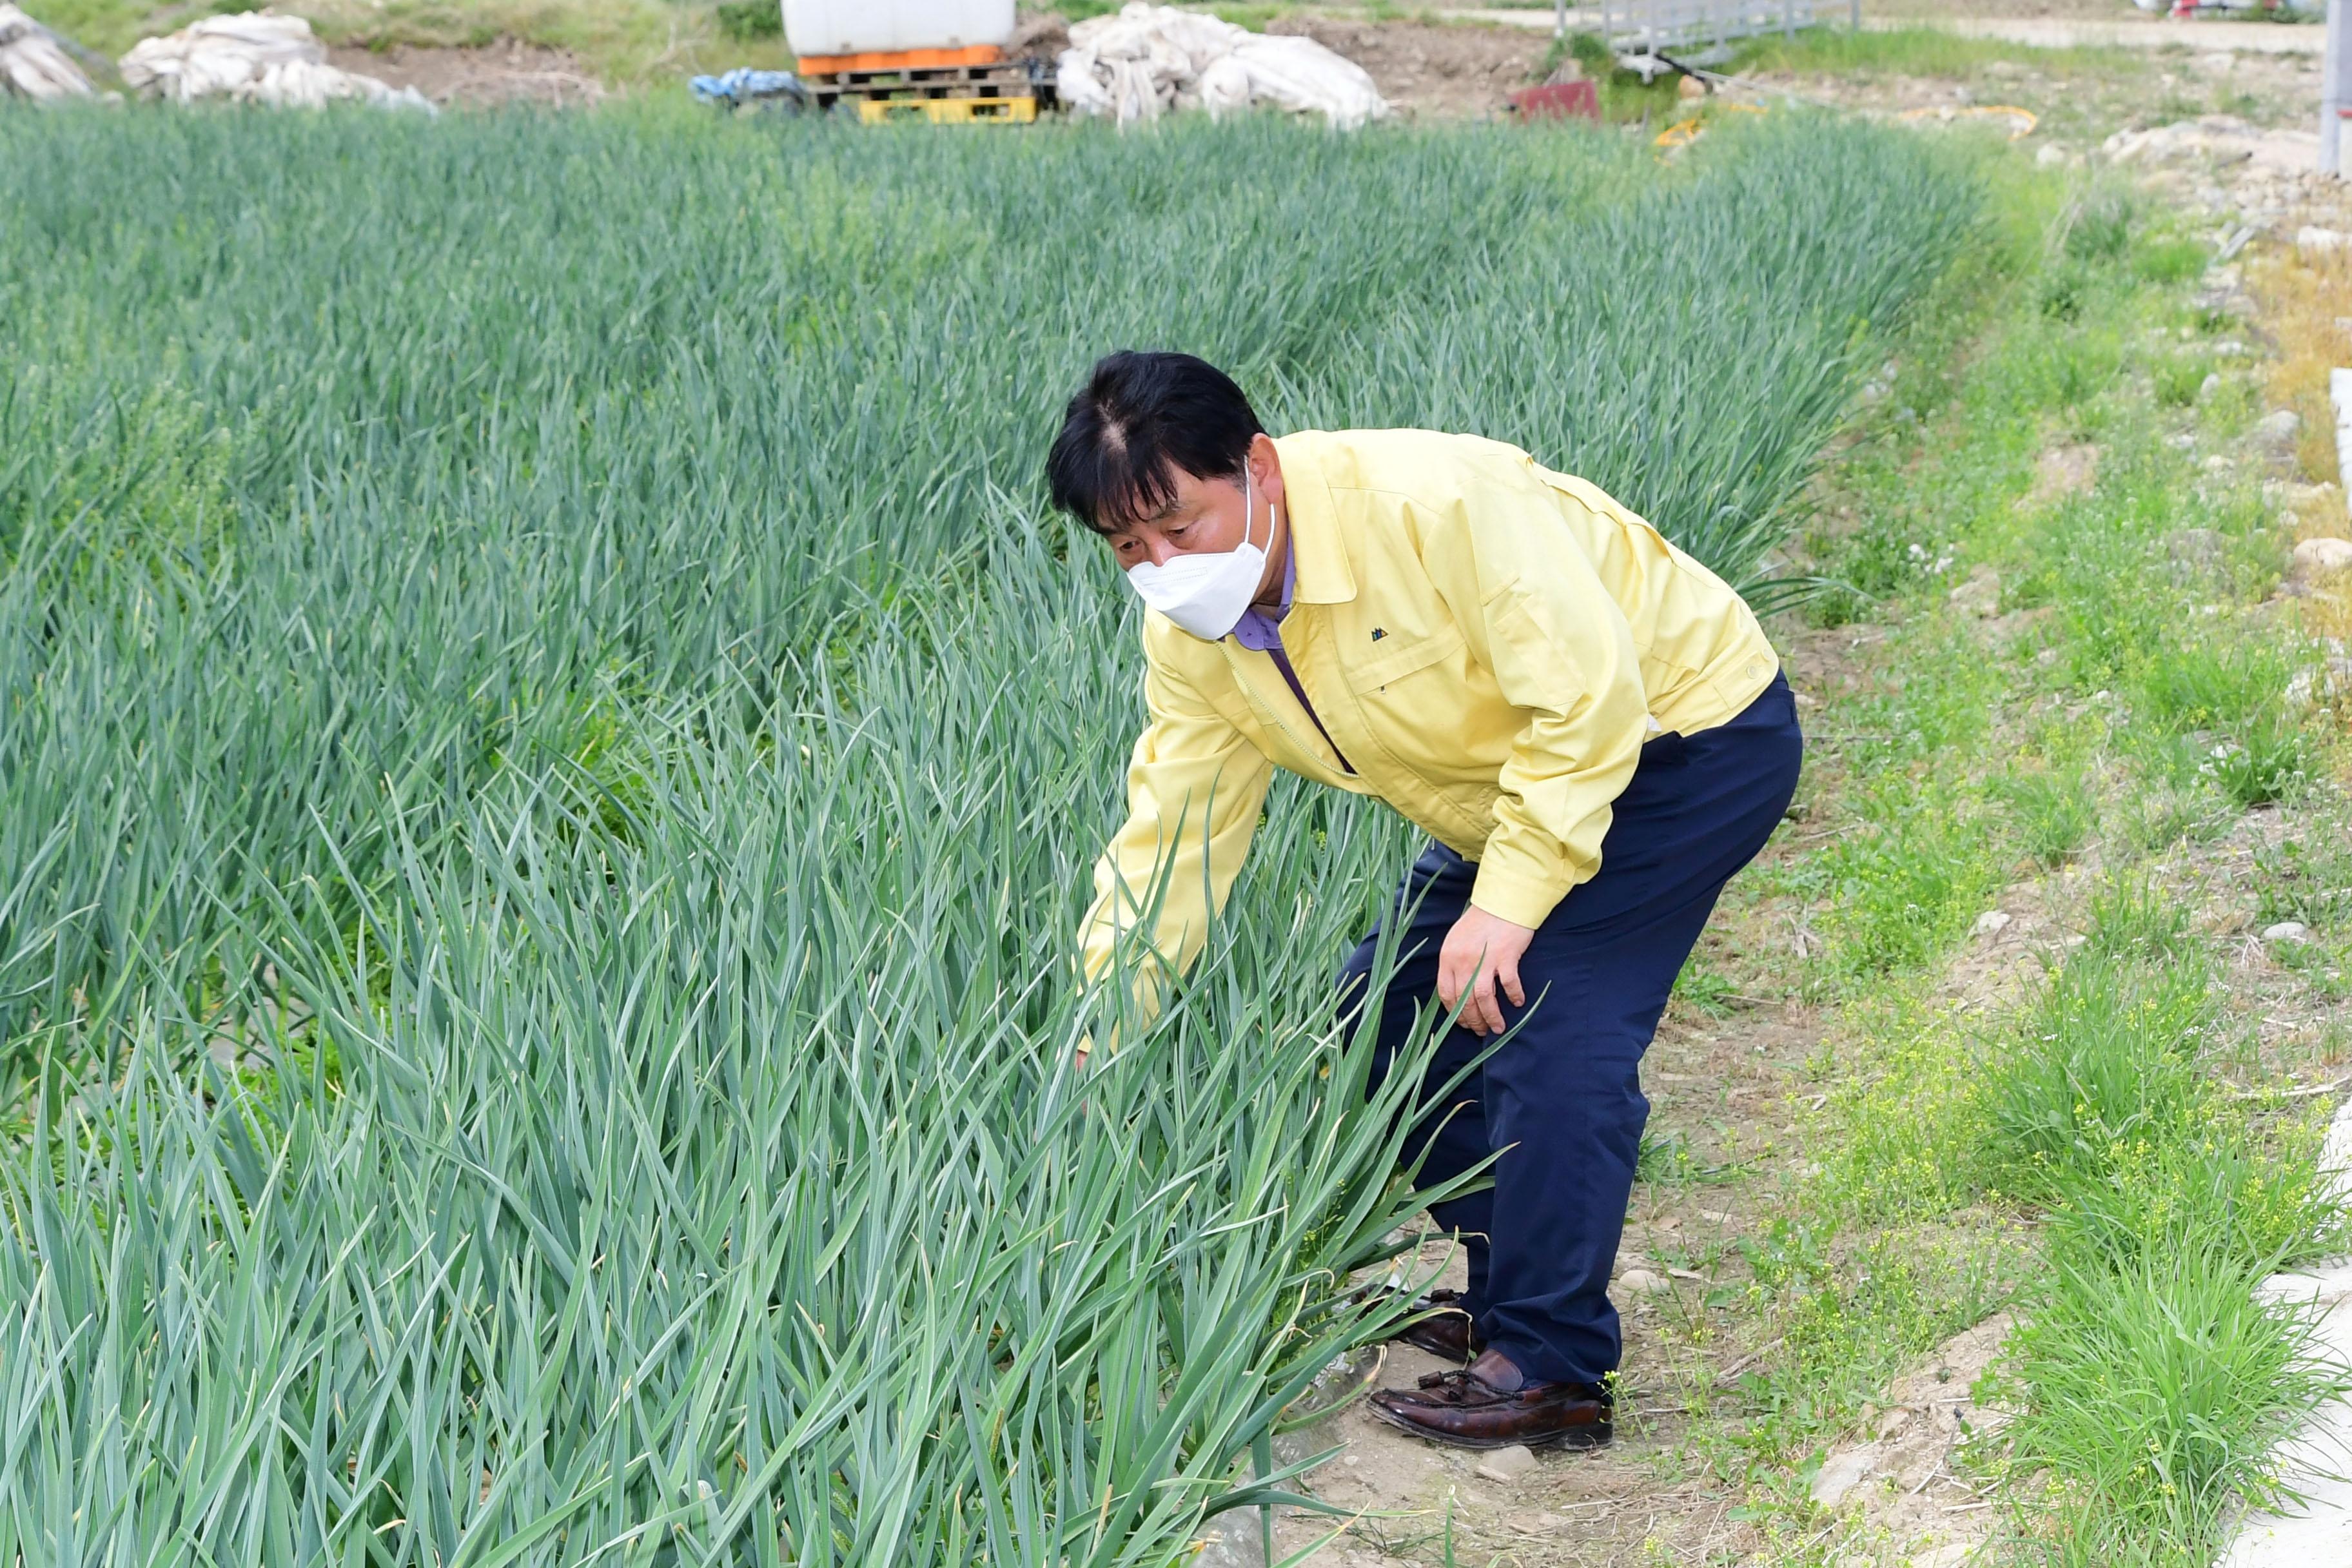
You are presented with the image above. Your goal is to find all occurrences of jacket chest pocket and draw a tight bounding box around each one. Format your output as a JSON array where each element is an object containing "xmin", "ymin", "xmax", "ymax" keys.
[
  {"xmin": 1344, "ymin": 625, "xmax": 1467, "ymax": 698},
  {"xmin": 1341, "ymin": 625, "xmax": 1479, "ymax": 783}
]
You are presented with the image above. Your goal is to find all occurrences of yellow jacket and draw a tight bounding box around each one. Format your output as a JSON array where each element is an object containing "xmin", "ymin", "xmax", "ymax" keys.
[{"xmin": 1079, "ymin": 428, "xmax": 1779, "ymax": 1023}]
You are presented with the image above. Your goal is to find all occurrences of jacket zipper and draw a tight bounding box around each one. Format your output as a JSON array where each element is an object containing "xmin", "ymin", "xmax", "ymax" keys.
[
  {"xmin": 1271, "ymin": 651, "xmax": 1357, "ymax": 775},
  {"xmin": 1230, "ymin": 640, "xmax": 1356, "ymax": 778}
]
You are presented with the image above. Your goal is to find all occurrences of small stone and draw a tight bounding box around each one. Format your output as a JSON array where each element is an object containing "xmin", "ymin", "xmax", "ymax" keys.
[
  {"xmin": 2293, "ymin": 537, "xmax": 2352, "ymax": 577},
  {"xmin": 2034, "ymin": 142, "xmax": 2065, "ymax": 168},
  {"xmin": 2298, "ymin": 226, "xmax": 2350, "ymax": 254},
  {"xmin": 1947, "ymin": 565, "xmax": 2000, "ymax": 618},
  {"xmin": 1616, "ymin": 1268, "xmax": 1671, "ymax": 1295},
  {"xmin": 2264, "ymin": 921, "xmax": 2311, "ymax": 944},
  {"xmin": 1475, "ymin": 1444, "xmax": 1540, "ymax": 1483},
  {"xmin": 1810, "ymin": 1446, "xmax": 1877, "ymax": 1508},
  {"xmin": 2268, "ymin": 480, "xmax": 2335, "ymax": 511},
  {"xmin": 1908, "ymin": 1545, "xmax": 1975, "ymax": 1568},
  {"xmin": 1973, "ymin": 910, "xmax": 2014, "ymax": 937},
  {"xmin": 1676, "ymin": 73, "xmax": 1705, "ymax": 101},
  {"xmin": 2285, "ymin": 654, "xmax": 2352, "ymax": 708},
  {"xmin": 2197, "ymin": 371, "xmax": 2222, "ymax": 402},
  {"xmin": 2255, "ymin": 410, "xmax": 2303, "ymax": 451},
  {"xmin": 2166, "ymin": 527, "xmax": 2224, "ymax": 577}
]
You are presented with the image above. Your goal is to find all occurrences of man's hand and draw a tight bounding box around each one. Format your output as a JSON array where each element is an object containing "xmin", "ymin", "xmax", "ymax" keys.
[{"xmin": 1437, "ymin": 906, "xmax": 1535, "ymax": 1037}]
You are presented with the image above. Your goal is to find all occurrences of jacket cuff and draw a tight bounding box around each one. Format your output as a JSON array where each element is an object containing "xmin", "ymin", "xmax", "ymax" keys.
[{"xmin": 1469, "ymin": 858, "xmax": 1569, "ymax": 932}]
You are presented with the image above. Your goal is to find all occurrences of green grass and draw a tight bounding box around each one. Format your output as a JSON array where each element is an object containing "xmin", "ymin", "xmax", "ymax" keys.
[
  {"xmin": 1735, "ymin": 25, "xmax": 2112, "ymax": 80},
  {"xmin": 0, "ymin": 107, "xmax": 1975, "ymax": 1562},
  {"xmin": 1995, "ymin": 767, "xmax": 2098, "ymax": 870},
  {"xmin": 1768, "ymin": 174, "xmax": 2352, "ymax": 1563},
  {"xmin": 1999, "ymin": 1244, "xmax": 2346, "ymax": 1567},
  {"xmin": 1986, "ymin": 937, "xmax": 2349, "ymax": 1565},
  {"xmin": 2255, "ymin": 817, "xmax": 2352, "ymax": 931},
  {"xmin": 1979, "ymin": 953, "xmax": 2216, "ymax": 1204}
]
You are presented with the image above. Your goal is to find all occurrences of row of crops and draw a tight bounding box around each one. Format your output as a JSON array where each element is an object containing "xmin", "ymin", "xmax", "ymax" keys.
[{"xmin": 0, "ymin": 109, "xmax": 1974, "ymax": 1562}]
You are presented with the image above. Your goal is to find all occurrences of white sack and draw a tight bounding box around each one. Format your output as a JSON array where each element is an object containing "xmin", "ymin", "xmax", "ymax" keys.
[
  {"xmin": 1195, "ymin": 54, "xmax": 1250, "ymax": 117},
  {"xmin": 119, "ymin": 11, "xmax": 431, "ymax": 110},
  {"xmin": 0, "ymin": 5, "xmax": 96, "ymax": 100},
  {"xmin": 1057, "ymin": 3, "xmax": 1385, "ymax": 129},
  {"xmin": 1229, "ymin": 34, "xmax": 1381, "ymax": 125}
]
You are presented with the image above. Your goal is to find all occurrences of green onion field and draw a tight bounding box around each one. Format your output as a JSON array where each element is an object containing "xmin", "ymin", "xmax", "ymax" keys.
[{"xmin": 0, "ymin": 109, "xmax": 1975, "ymax": 1562}]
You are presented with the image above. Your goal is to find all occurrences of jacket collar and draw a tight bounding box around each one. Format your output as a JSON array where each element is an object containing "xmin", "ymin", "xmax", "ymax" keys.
[{"xmin": 1272, "ymin": 431, "xmax": 1357, "ymax": 605}]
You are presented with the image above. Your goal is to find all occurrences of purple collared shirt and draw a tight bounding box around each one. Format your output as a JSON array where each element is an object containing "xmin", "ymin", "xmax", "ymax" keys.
[
  {"xmin": 1230, "ymin": 544, "xmax": 1294, "ymax": 654},
  {"xmin": 1231, "ymin": 546, "xmax": 1354, "ymax": 774}
]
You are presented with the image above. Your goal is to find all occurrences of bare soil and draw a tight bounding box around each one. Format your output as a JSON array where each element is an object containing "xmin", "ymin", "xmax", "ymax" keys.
[
  {"xmin": 1814, "ymin": 1311, "xmax": 2015, "ymax": 1562},
  {"xmin": 324, "ymin": 41, "xmax": 603, "ymax": 106},
  {"xmin": 1268, "ymin": 17, "xmax": 1547, "ymax": 121}
]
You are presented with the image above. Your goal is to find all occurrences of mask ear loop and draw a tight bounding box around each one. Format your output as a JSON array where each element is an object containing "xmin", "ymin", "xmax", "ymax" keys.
[{"xmin": 1244, "ymin": 460, "xmax": 1276, "ymax": 556}]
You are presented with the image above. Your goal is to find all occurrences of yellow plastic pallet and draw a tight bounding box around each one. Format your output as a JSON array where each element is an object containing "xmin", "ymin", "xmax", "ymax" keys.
[{"xmin": 857, "ymin": 95, "xmax": 1037, "ymax": 125}]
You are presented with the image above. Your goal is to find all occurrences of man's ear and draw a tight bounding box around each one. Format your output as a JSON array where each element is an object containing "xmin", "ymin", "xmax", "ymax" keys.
[{"xmin": 1249, "ymin": 433, "xmax": 1286, "ymax": 511}]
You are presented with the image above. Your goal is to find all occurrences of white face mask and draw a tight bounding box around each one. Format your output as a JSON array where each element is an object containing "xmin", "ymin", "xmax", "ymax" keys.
[{"xmin": 1124, "ymin": 466, "xmax": 1273, "ymax": 642}]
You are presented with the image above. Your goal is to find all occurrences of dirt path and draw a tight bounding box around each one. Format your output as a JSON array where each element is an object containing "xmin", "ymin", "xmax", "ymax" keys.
[{"xmin": 1227, "ymin": 997, "xmax": 1841, "ymax": 1565}]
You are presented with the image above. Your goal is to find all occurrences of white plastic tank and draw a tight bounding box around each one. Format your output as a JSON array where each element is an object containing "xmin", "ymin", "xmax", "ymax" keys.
[{"xmin": 781, "ymin": 0, "xmax": 1014, "ymax": 59}]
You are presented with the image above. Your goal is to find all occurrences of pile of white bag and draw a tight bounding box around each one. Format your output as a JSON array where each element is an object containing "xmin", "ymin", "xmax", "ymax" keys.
[
  {"xmin": 1055, "ymin": 3, "xmax": 1386, "ymax": 130},
  {"xmin": 0, "ymin": 3, "xmax": 95, "ymax": 99},
  {"xmin": 119, "ymin": 12, "xmax": 431, "ymax": 110}
]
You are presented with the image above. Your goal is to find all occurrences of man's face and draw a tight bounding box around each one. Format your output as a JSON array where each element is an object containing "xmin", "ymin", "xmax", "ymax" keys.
[{"xmin": 1101, "ymin": 435, "xmax": 1285, "ymax": 573}]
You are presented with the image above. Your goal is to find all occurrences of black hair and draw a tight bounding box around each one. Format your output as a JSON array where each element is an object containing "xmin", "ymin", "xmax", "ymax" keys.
[{"xmin": 1044, "ymin": 351, "xmax": 1265, "ymax": 534}]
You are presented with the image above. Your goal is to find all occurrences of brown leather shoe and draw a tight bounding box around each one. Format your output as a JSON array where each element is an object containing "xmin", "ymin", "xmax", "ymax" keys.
[
  {"xmin": 1366, "ymin": 1349, "xmax": 1612, "ymax": 1451},
  {"xmin": 1383, "ymin": 1288, "xmax": 1484, "ymax": 1364}
]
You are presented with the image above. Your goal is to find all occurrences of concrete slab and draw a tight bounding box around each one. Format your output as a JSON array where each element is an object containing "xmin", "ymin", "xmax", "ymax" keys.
[{"xmin": 2220, "ymin": 1097, "xmax": 2352, "ymax": 1567}]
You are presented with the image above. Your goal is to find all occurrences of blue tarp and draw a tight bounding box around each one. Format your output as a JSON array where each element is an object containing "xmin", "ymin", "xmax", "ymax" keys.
[{"xmin": 690, "ymin": 68, "xmax": 808, "ymax": 106}]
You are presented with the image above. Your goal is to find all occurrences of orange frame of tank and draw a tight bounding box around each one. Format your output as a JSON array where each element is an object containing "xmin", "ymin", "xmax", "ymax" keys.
[{"xmin": 796, "ymin": 44, "xmax": 1004, "ymax": 74}]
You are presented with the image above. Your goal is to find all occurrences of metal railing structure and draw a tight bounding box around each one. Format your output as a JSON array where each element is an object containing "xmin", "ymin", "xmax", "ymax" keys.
[{"xmin": 1593, "ymin": 0, "xmax": 1854, "ymax": 68}]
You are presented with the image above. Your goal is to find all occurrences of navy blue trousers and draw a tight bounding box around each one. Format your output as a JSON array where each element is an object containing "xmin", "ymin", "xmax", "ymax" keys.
[{"xmin": 1338, "ymin": 673, "xmax": 1803, "ymax": 1386}]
